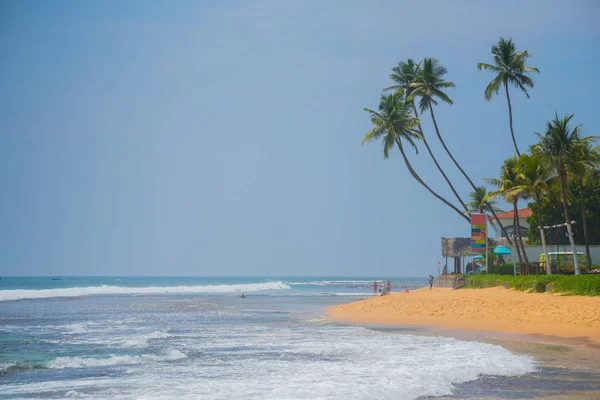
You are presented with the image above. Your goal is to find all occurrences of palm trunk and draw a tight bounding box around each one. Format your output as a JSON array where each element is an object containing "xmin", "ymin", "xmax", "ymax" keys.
[
  {"xmin": 504, "ymin": 83, "xmax": 520, "ymax": 156},
  {"xmin": 489, "ymin": 208, "xmax": 514, "ymax": 246},
  {"xmin": 429, "ymin": 105, "xmax": 479, "ymax": 191},
  {"xmin": 559, "ymin": 172, "xmax": 580, "ymax": 275},
  {"xmin": 512, "ymin": 201, "xmax": 524, "ymax": 266},
  {"xmin": 579, "ymin": 180, "xmax": 593, "ymax": 270},
  {"xmin": 413, "ymin": 106, "xmax": 468, "ymax": 212},
  {"xmin": 515, "ymin": 202, "xmax": 529, "ymax": 265},
  {"xmin": 536, "ymin": 193, "xmax": 551, "ymax": 275},
  {"xmin": 395, "ymin": 139, "xmax": 471, "ymax": 224}
]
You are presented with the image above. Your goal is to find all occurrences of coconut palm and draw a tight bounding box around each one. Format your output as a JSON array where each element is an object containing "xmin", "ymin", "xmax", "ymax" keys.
[
  {"xmin": 569, "ymin": 142, "xmax": 600, "ymax": 269},
  {"xmin": 477, "ymin": 38, "xmax": 539, "ymax": 156},
  {"xmin": 513, "ymin": 153, "xmax": 553, "ymax": 274},
  {"xmin": 362, "ymin": 92, "xmax": 470, "ymax": 223},
  {"xmin": 486, "ymin": 156, "xmax": 530, "ymax": 266},
  {"xmin": 386, "ymin": 60, "xmax": 468, "ymax": 212},
  {"xmin": 532, "ymin": 113, "xmax": 597, "ymax": 275}
]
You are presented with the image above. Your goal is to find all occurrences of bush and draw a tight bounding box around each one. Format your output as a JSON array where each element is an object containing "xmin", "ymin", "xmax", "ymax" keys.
[
  {"xmin": 532, "ymin": 280, "xmax": 546, "ymax": 293},
  {"xmin": 488, "ymin": 264, "xmax": 515, "ymax": 275},
  {"xmin": 465, "ymin": 274, "xmax": 600, "ymax": 296}
]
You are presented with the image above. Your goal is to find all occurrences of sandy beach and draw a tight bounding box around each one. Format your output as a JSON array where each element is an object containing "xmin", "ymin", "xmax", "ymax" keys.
[{"xmin": 327, "ymin": 287, "xmax": 600, "ymax": 344}]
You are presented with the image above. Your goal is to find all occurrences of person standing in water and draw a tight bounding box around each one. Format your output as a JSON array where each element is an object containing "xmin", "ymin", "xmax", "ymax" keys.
[
  {"xmin": 428, "ymin": 275, "xmax": 434, "ymax": 290},
  {"xmin": 372, "ymin": 281, "xmax": 378, "ymax": 296}
]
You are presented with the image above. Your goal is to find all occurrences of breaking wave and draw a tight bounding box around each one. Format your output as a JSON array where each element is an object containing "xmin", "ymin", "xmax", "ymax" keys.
[{"xmin": 0, "ymin": 281, "xmax": 291, "ymax": 302}]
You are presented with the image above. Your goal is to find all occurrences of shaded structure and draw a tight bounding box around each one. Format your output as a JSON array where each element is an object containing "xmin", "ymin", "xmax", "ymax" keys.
[{"xmin": 441, "ymin": 237, "xmax": 511, "ymax": 274}]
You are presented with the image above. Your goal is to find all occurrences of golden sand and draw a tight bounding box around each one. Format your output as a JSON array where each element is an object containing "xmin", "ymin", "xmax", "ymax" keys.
[{"xmin": 326, "ymin": 287, "xmax": 600, "ymax": 344}]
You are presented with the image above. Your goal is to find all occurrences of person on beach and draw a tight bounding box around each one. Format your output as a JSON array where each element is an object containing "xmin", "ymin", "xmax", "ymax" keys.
[
  {"xmin": 386, "ymin": 280, "xmax": 391, "ymax": 295},
  {"xmin": 372, "ymin": 281, "xmax": 378, "ymax": 296},
  {"xmin": 428, "ymin": 275, "xmax": 434, "ymax": 290},
  {"xmin": 403, "ymin": 287, "xmax": 409, "ymax": 293}
]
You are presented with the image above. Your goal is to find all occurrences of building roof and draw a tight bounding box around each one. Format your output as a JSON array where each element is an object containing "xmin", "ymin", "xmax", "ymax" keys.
[{"xmin": 493, "ymin": 207, "xmax": 532, "ymax": 220}]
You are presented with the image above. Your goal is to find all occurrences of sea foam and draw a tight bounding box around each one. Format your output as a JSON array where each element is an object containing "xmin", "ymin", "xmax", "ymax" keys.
[{"xmin": 0, "ymin": 281, "xmax": 290, "ymax": 301}]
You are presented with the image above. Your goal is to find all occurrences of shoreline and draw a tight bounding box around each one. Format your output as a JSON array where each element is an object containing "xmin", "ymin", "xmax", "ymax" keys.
[
  {"xmin": 325, "ymin": 287, "xmax": 600, "ymax": 399},
  {"xmin": 326, "ymin": 287, "xmax": 600, "ymax": 344}
]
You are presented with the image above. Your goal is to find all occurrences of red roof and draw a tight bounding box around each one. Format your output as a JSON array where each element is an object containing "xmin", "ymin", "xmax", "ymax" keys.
[{"xmin": 493, "ymin": 207, "xmax": 532, "ymax": 219}]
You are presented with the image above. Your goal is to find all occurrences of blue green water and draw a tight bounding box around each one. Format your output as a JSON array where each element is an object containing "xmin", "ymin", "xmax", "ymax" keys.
[{"xmin": 0, "ymin": 276, "xmax": 558, "ymax": 399}]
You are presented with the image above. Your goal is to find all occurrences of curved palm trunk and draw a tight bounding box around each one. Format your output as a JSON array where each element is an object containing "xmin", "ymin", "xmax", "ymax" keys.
[
  {"xmin": 427, "ymin": 104, "xmax": 513, "ymax": 244},
  {"xmin": 512, "ymin": 201, "xmax": 524, "ymax": 266},
  {"xmin": 429, "ymin": 105, "xmax": 478, "ymax": 191},
  {"xmin": 395, "ymin": 139, "xmax": 471, "ymax": 224},
  {"xmin": 504, "ymin": 83, "xmax": 520, "ymax": 156},
  {"xmin": 514, "ymin": 200, "xmax": 529, "ymax": 264},
  {"xmin": 535, "ymin": 193, "xmax": 551, "ymax": 275},
  {"xmin": 559, "ymin": 172, "xmax": 580, "ymax": 275},
  {"xmin": 413, "ymin": 106, "xmax": 468, "ymax": 212},
  {"xmin": 489, "ymin": 208, "xmax": 514, "ymax": 246},
  {"xmin": 578, "ymin": 181, "xmax": 593, "ymax": 269}
]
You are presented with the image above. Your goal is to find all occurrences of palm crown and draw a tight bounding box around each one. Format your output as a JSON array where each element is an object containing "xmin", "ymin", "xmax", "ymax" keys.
[
  {"xmin": 386, "ymin": 59, "xmax": 420, "ymax": 97},
  {"xmin": 477, "ymin": 38, "xmax": 539, "ymax": 101},
  {"xmin": 409, "ymin": 58, "xmax": 455, "ymax": 113},
  {"xmin": 466, "ymin": 186, "xmax": 504, "ymax": 214},
  {"xmin": 362, "ymin": 92, "xmax": 422, "ymax": 158}
]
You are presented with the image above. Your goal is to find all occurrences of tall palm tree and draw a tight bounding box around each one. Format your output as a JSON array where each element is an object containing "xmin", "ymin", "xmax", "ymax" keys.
[
  {"xmin": 513, "ymin": 153, "xmax": 553, "ymax": 274},
  {"xmin": 386, "ymin": 60, "xmax": 468, "ymax": 212},
  {"xmin": 569, "ymin": 142, "xmax": 600, "ymax": 269},
  {"xmin": 533, "ymin": 113, "xmax": 596, "ymax": 275},
  {"xmin": 477, "ymin": 38, "xmax": 539, "ymax": 156},
  {"xmin": 408, "ymin": 59, "xmax": 514, "ymax": 242},
  {"xmin": 486, "ymin": 156, "xmax": 530, "ymax": 266},
  {"xmin": 362, "ymin": 92, "xmax": 470, "ymax": 223}
]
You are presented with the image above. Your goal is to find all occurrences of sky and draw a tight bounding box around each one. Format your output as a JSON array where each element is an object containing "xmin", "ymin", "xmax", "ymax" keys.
[{"xmin": 1, "ymin": 0, "xmax": 599, "ymax": 276}]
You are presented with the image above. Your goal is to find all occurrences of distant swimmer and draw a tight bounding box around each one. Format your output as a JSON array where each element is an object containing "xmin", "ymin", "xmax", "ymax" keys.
[{"xmin": 240, "ymin": 293, "xmax": 246, "ymax": 299}]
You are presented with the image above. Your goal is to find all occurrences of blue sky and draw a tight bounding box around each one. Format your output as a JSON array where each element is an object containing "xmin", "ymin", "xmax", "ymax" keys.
[{"xmin": 1, "ymin": 0, "xmax": 599, "ymax": 276}]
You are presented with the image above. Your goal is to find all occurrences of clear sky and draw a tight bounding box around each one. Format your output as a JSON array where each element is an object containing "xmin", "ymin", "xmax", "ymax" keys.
[{"xmin": 1, "ymin": 0, "xmax": 599, "ymax": 276}]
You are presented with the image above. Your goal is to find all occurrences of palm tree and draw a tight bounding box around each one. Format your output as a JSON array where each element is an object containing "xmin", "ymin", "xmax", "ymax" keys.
[
  {"xmin": 533, "ymin": 113, "xmax": 597, "ymax": 275},
  {"xmin": 569, "ymin": 142, "xmax": 600, "ymax": 269},
  {"xmin": 465, "ymin": 187, "xmax": 505, "ymax": 214},
  {"xmin": 513, "ymin": 153, "xmax": 553, "ymax": 274},
  {"xmin": 386, "ymin": 60, "xmax": 468, "ymax": 212},
  {"xmin": 477, "ymin": 38, "xmax": 539, "ymax": 156},
  {"xmin": 464, "ymin": 186, "xmax": 513, "ymax": 245},
  {"xmin": 362, "ymin": 92, "xmax": 470, "ymax": 223},
  {"xmin": 486, "ymin": 156, "xmax": 530, "ymax": 266}
]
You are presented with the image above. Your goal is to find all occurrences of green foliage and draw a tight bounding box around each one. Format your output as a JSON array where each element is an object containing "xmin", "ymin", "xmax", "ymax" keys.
[
  {"xmin": 465, "ymin": 274, "xmax": 600, "ymax": 296},
  {"xmin": 488, "ymin": 264, "xmax": 515, "ymax": 275},
  {"xmin": 526, "ymin": 171, "xmax": 600, "ymax": 245}
]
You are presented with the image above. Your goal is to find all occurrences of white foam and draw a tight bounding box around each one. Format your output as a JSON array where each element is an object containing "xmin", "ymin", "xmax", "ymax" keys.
[
  {"xmin": 0, "ymin": 281, "xmax": 291, "ymax": 301},
  {"xmin": 47, "ymin": 349, "xmax": 187, "ymax": 369},
  {"xmin": 1, "ymin": 326, "xmax": 536, "ymax": 399},
  {"xmin": 116, "ymin": 331, "xmax": 171, "ymax": 348}
]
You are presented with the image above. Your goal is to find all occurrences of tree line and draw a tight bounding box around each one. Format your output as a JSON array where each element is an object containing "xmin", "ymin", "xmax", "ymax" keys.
[{"xmin": 363, "ymin": 38, "xmax": 599, "ymax": 275}]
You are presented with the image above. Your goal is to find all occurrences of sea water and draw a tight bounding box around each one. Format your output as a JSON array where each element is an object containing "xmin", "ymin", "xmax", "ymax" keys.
[{"xmin": 0, "ymin": 277, "xmax": 536, "ymax": 399}]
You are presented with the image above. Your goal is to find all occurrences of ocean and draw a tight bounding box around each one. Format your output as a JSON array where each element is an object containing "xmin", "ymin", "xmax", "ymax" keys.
[{"xmin": 0, "ymin": 277, "xmax": 541, "ymax": 399}]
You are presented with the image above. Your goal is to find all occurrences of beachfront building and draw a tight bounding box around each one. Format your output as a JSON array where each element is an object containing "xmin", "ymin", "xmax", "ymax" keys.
[{"xmin": 489, "ymin": 207, "xmax": 531, "ymax": 239}]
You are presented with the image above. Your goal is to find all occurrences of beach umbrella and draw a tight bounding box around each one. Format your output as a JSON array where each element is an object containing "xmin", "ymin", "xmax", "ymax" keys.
[
  {"xmin": 493, "ymin": 246, "xmax": 511, "ymax": 255},
  {"xmin": 473, "ymin": 255, "xmax": 484, "ymax": 260}
]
